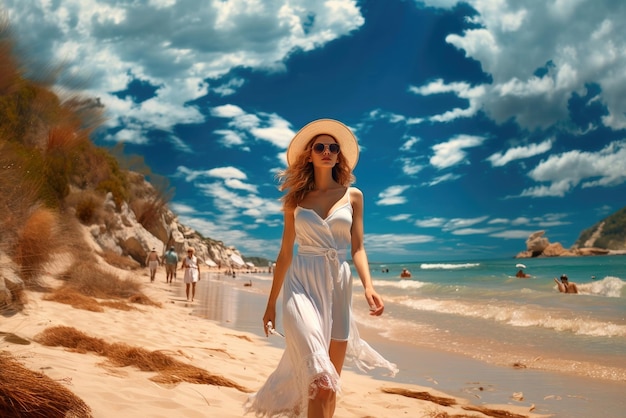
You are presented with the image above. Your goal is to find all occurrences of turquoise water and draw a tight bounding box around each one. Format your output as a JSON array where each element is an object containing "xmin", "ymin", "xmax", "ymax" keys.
[
  {"xmin": 366, "ymin": 256, "xmax": 625, "ymax": 371},
  {"xmin": 195, "ymin": 255, "xmax": 626, "ymax": 417}
]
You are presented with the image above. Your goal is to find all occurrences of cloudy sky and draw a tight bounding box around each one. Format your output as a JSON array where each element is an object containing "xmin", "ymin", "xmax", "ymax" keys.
[{"xmin": 4, "ymin": 0, "xmax": 626, "ymax": 262}]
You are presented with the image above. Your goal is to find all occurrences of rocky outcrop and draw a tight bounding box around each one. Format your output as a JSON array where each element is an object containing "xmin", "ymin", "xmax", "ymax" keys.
[
  {"xmin": 516, "ymin": 230, "xmax": 610, "ymax": 258},
  {"xmin": 524, "ymin": 231, "xmax": 550, "ymax": 256},
  {"xmin": 88, "ymin": 193, "xmax": 244, "ymax": 269}
]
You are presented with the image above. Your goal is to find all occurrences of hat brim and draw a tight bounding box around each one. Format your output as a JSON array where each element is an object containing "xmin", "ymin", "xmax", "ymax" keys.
[{"xmin": 287, "ymin": 119, "xmax": 359, "ymax": 170}]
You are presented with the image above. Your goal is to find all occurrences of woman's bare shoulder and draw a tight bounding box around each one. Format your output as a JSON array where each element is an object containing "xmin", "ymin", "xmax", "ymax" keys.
[
  {"xmin": 349, "ymin": 187, "xmax": 364, "ymax": 208},
  {"xmin": 349, "ymin": 186, "xmax": 364, "ymax": 199}
]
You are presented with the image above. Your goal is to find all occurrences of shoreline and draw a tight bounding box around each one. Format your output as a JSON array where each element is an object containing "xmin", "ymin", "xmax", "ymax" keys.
[
  {"xmin": 1, "ymin": 267, "xmax": 551, "ymax": 418},
  {"xmin": 196, "ymin": 270, "xmax": 626, "ymax": 418}
]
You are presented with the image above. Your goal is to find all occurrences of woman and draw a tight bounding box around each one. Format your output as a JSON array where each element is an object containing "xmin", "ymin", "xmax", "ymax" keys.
[
  {"xmin": 245, "ymin": 119, "xmax": 397, "ymax": 418},
  {"xmin": 181, "ymin": 247, "xmax": 200, "ymax": 301}
]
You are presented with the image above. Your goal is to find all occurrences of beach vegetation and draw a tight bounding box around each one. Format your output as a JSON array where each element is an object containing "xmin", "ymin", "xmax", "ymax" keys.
[
  {"xmin": 575, "ymin": 206, "xmax": 626, "ymax": 250},
  {"xmin": 99, "ymin": 249, "xmax": 141, "ymax": 270},
  {"xmin": 0, "ymin": 20, "xmax": 173, "ymax": 291},
  {"xmin": 35, "ymin": 325, "xmax": 252, "ymax": 392},
  {"xmin": 14, "ymin": 206, "xmax": 60, "ymax": 283},
  {"xmin": 50, "ymin": 259, "xmax": 160, "ymax": 308},
  {"xmin": 0, "ymin": 352, "xmax": 93, "ymax": 418}
]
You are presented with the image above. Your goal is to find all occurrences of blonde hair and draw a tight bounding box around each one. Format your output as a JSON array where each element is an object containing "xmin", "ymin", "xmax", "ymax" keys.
[{"xmin": 278, "ymin": 135, "xmax": 355, "ymax": 209}]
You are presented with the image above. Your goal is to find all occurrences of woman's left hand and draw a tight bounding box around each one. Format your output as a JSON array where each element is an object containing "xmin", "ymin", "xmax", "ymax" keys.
[{"xmin": 364, "ymin": 288, "xmax": 384, "ymax": 316}]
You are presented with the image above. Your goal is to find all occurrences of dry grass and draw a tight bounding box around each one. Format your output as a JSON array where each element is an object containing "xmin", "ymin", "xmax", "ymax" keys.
[
  {"xmin": 130, "ymin": 197, "xmax": 167, "ymax": 231},
  {"xmin": 14, "ymin": 207, "xmax": 59, "ymax": 283},
  {"xmin": 58, "ymin": 259, "xmax": 157, "ymax": 303},
  {"xmin": 44, "ymin": 260, "xmax": 159, "ymax": 311},
  {"xmin": 0, "ymin": 143, "xmax": 42, "ymax": 248},
  {"xmin": 99, "ymin": 249, "xmax": 141, "ymax": 270},
  {"xmin": 35, "ymin": 326, "xmax": 251, "ymax": 393},
  {"xmin": 44, "ymin": 287, "xmax": 104, "ymax": 312},
  {"xmin": 0, "ymin": 352, "xmax": 92, "ymax": 418},
  {"xmin": 382, "ymin": 387, "xmax": 534, "ymax": 418},
  {"xmin": 382, "ymin": 387, "xmax": 457, "ymax": 407}
]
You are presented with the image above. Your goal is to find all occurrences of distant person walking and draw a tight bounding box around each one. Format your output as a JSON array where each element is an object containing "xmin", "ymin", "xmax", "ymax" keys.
[
  {"xmin": 181, "ymin": 248, "xmax": 200, "ymax": 301},
  {"xmin": 145, "ymin": 247, "xmax": 161, "ymax": 282},
  {"xmin": 163, "ymin": 246, "xmax": 179, "ymax": 284},
  {"xmin": 555, "ymin": 274, "xmax": 578, "ymax": 294}
]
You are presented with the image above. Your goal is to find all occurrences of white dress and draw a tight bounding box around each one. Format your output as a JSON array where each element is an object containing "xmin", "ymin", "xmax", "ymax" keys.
[
  {"xmin": 183, "ymin": 255, "xmax": 199, "ymax": 283},
  {"xmin": 245, "ymin": 191, "xmax": 398, "ymax": 417}
]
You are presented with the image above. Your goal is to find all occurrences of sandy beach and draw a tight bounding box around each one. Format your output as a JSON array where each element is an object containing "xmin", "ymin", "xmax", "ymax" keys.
[{"xmin": 2, "ymin": 263, "xmax": 549, "ymax": 418}]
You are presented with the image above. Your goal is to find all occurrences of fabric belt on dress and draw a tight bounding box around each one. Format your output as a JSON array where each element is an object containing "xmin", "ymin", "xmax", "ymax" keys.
[{"xmin": 297, "ymin": 245, "xmax": 347, "ymax": 285}]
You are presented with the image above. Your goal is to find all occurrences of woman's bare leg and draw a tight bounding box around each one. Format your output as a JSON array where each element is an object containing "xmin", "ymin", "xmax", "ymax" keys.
[{"xmin": 307, "ymin": 340, "xmax": 348, "ymax": 417}]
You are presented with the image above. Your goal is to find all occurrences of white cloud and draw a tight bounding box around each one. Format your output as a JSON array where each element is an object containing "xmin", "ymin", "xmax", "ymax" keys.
[
  {"xmin": 489, "ymin": 230, "xmax": 536, "ymax": 239},
  {"xmin": 521, "ymin": 140, "xmax": 626, "ymax": 197},
  {"xmin": 487, "ymin": 139, "xmax": 553, "ymax": 167},
  {"xmin": 211, "ymin": 106, "xmax": 295, "ymax": 152},
  {"xmin": 451, "ymin": 227, "xmax": 498, "ymax": 235},
  {"xmin": 375, "ymin": 185, "xmax": 411, "ymax": 206},
  {"xmin": 3, "ymin": 0, "xmax": 365, "ymax": 143},
  {"xmin": 414, "ymin": 0, "xmax": 626, "ymax": 130},
  {"xmin": 430, "ymin": 134, "xmax": 485, "ymax": 169},
  {"xmin": 174, "ymin": 165, "xmax": 247, "ymax": 182},
  {"xmin": 400, "ymin": 136, "xmax": 420, "ymax": 152},
  {"xmin": 424, "ymin": 173, "xmax": 461, "ymax": 186},
  {"xmin": 400, "ymin": 158, "xmax": 424, "ymax": 176},
  {"xmin": 409, "ymin": 79, "xmax": 486, "ymax": 123},
  {"xmin": 415, "ymin": 217, "xmax": 446, "ymax": 228},
  {"xmin": 363, "ymin": 233, "xmax": 435, "ymax": 253},
  {"xmin": 224, "ymin": 178, "xmax": 258, "ymax": 193},
  {"xmin": 443, "ymin": 216, "xmax": 489, "ymax": 231},
  {"xmin": 388, "ymin": 214, "xmax": 412, "ymax": 222}
]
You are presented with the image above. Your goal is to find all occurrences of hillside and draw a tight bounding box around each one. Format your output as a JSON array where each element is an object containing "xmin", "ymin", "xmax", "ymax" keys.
[
  {"xmin": 0, "ymin": 21, "xmax": 255, "ymax": 309},
  {"xmin": 574, "ymin": 206, "xmax": 626, "ymax": 250},
  {"xmin": 516, "ymin": 206, "xmax": 626, "ymax": 258}
]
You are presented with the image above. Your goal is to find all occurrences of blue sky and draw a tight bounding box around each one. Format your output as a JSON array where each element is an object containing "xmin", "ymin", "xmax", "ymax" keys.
[{"xmin": 4, "ymin": 0, "xmax": 626, "ymax": 262}]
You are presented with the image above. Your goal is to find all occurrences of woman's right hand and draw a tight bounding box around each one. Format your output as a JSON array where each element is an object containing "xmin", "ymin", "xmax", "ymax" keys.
[{"xmin": 262, "ymin": 305, "xmax": 276, "ymax": 337}]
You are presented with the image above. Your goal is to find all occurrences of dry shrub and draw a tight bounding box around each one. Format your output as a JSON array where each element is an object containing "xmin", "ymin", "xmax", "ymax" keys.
[
  {"xmin": 47, "ymin": 260, "xmax": 159, "ymax": 310},
  {"xmin": 66, "ymin": 190, "xmax": 105, "ymax": 225},
  {"xmin": 14, "ymin": 206, "xmax": 59, "ymax": 283},
  {"xmin": 43, "ymin": 287, "xmax": 104, "ymax": 312},
  {"xmin": 130, "ymin": 197, "xmax": 167, "ymax": 231},
  {"xmin": 35, "ymin": 326, "xmax": 107, "ymax": 355},
  {"xmin": 60, "ymin": 260, "xmax": 143, "ymax": 300},
  {"xmin": 47, "ymin": 123, "xmax": 81, "ymax": 152},
  {"xmin": 35, "ymin": 326, "xmax": 251, "ymax": 392},
  {"xmin": 382, "ymin": 387, "xmax": 457, "ymax": 407},
  {"xmin": 99, "ymin": 249, "xmax": 141, "ymax": 270},
  {"xmin": 0, "ymin": 352, "xmax": 92, "ymax": 418},
  {"xmin": 0, "ymin": 143, "xmax": 42, "ymax": 246}
]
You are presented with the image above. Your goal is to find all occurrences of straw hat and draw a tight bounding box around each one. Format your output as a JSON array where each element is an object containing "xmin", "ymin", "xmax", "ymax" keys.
[{"xmin": 286, "ymin": 119, "xmax": 359, "ymax": 169}]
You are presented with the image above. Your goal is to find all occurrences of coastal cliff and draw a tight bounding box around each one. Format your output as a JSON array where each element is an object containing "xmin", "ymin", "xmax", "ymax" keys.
[{"xmin": 516, "ymin": 207, "xmax": 626, "ymax": 258}]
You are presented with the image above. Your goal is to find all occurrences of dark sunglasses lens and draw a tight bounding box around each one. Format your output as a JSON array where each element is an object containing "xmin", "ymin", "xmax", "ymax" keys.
[{"xmin": 312, "ymin": 143, "xmax": 340, "ymax": 154}]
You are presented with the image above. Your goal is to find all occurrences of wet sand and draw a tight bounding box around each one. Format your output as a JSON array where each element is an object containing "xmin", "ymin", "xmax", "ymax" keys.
[{"xmin": 190, "ymin": 271, "xmax": 626, "ymax": 417}]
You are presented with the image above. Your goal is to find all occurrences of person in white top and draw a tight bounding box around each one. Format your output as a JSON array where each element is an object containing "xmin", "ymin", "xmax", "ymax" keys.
[{"xmin": 181, "ymin": 247, "xmax": 200, "ymax": 301}]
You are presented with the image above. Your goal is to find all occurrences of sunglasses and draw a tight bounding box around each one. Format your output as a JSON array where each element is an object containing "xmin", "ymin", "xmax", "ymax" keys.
[{"xmin": 312, "ymin": 143, "xmax": 340, "ymax": 155}]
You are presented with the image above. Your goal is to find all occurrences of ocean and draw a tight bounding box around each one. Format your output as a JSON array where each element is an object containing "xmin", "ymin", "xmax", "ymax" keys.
[{"xmin": 194, "ymin": 255, "xmax": 626, "ymax": 417}]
